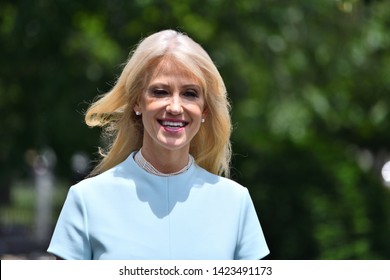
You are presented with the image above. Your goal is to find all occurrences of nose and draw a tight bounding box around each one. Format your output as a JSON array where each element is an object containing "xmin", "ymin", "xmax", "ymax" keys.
[{"xmin": 166, "ymin": 95, "xmax": 183, "ymax": 115}]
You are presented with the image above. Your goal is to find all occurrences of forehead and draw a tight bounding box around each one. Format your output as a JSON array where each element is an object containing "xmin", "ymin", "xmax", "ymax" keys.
[{"xmin": 149, "ymin": 58, "xmax": 202, "ymax": 86}]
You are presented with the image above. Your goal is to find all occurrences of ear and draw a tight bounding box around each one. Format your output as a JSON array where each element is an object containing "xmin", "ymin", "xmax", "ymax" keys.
[
  {"xmin": 202, "ymin": 106, "xmax": 209, "ymax": 119},
  {"xmin": 134, "ymin": 103, "xmax": 141, "ymax": 115}
]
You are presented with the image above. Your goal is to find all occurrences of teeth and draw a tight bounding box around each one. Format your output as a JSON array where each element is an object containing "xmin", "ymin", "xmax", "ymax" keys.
[{"xmin": 161, "ymin": 121, "xmax": 186, "ymax": 127}]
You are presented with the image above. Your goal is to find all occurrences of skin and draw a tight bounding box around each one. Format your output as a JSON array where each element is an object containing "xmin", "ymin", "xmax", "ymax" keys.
[{"xmin": 134, "ymin": 61, "xmax": 207, "ymax": 174}]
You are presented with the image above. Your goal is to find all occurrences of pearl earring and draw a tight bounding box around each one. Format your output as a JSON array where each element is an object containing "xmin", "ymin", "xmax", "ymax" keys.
[
  {"xmin": 135, "ymin": 111, "xmax": 141, "ymax": 116},
  {"xmin": 201, "ymin": 118, "xmax": 205, "ymax": 123}
]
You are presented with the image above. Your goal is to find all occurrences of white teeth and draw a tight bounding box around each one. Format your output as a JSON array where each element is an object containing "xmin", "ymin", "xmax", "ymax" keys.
[{"xmin": 161, "ymin": 121, "xmax": 185, "ymax": 127}]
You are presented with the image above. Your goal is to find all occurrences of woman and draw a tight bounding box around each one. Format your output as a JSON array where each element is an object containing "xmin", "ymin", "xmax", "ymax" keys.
[{"xmin": 47, "ymin": 29, "xmax": 269, "ymax": 260}]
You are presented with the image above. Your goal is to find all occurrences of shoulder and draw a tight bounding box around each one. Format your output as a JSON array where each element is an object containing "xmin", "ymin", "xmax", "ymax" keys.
[
  {"xmin": 68, "ymin": 159, "xmax": 136, "ymax": 196},
  {"xmin": 71, "ymin": 168, "xmax": 116, "ymax": 192},
  {"xmin": 194, "ymin": 165, "xmax": 249, "ymax": 196}
]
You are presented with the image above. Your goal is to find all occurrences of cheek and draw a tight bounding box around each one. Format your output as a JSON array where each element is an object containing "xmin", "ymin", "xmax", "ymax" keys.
[
  {"xmin": 143, "ymin": 99, "xmax": 163, "ymax": 114},
  {"xmin": 199, "ymin": 103, "xmax": 207, "ymax": 117},
  {"xmin": 191, "ymin": 106, "xmax": 204, "ymax": 120},
  {"xmin": 194, "ymin": 98, "xmax": 206, "ymax": 114}
]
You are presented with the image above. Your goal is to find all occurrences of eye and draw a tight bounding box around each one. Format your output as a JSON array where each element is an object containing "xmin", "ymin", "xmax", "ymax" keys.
[
  {"xmin": 150, "ymin": 88, "xmax": 169, "ymax": 97},
  {"xmin": 183, "ymin": 89, "xmax": 199, "ymax": 99}
]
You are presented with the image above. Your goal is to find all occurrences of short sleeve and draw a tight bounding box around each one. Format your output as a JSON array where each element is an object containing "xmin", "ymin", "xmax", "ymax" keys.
[
  {"xmin": 234, "ymin": 189, "xmax": 269, "ymax": 260},
  {"xmin": 47, "ymin": 186, "xmax": 92, "ymax": 260}
]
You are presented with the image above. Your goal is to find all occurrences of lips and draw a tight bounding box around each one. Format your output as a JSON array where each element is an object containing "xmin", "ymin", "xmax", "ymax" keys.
[{"xmin": 158, "ymin": 119, "xmax": 189, "ymax": 129}]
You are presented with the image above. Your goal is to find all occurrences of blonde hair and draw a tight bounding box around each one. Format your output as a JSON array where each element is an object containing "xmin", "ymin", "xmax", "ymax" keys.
[{"xmin": 85, "ymin": 30, "xmax": 232, "ymax": 177}]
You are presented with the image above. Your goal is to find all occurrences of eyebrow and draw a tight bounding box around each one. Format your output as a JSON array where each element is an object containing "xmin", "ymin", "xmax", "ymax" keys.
[
  {"xmin": 148, "ymin": 82, "xmax": 202, "ymax": 92},
  {"xmin": 183, "ymin": 84, "xmax": 202, "ymax": 91}
]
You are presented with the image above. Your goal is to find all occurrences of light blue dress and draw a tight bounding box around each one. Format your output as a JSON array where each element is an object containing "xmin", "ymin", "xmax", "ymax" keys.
[{"xmin": 47, "ymin": 152, "xmax": 269, "ymax": 260}]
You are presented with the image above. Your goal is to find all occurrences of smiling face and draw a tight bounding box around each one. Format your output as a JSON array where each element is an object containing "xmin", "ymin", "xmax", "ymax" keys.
[{"xmin": 134, "ymin": 59, "xmax": 207, "ymax": 156}]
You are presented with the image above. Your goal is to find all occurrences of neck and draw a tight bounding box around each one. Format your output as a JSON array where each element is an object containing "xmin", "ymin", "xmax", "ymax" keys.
[{"xmin": 140, "ymin": 146, "xmax": 190, "ymax": 174}]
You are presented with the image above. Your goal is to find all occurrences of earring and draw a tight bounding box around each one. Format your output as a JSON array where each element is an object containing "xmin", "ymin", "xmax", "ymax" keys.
[
  {"xmin": 201, "ymin": 118, "xmax": 205, "ymax": 123},
  {"xmin": 135, "ymin": 111, "xmax": 141, "ymax": 116}
]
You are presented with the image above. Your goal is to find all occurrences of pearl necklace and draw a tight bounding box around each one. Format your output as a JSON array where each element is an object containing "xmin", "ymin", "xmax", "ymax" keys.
[{"xmin": 134, "ymin": 149, "xmax": 193, "ymax": 177}]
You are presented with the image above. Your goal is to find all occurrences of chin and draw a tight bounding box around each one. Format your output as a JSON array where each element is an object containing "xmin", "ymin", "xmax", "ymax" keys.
[{"xmin": 158, "ymin": 140, "xmax": 190, "ymax": 152}]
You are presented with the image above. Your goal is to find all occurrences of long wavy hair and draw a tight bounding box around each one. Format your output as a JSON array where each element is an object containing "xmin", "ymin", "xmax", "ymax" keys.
[{"xmin": 85, "ymin": 29, "xmax": 232, "ymax": 177}]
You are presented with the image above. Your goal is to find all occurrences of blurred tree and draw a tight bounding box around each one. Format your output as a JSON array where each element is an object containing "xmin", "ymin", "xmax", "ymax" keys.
[{"xmin": 0, "ymin": 0, "xmax": 389, "ymax": 259}]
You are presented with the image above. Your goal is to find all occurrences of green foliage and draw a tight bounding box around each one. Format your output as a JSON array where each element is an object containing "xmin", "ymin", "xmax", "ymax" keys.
[{"xmin": 1, "ymin": 0, "xmax": 390, "ymax": 259}]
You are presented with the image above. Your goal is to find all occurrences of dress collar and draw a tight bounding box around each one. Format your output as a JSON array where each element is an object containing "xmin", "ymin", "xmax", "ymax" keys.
[{"xmin": 133, "ymin": 148, "xmax": 194, "ymax": 177}]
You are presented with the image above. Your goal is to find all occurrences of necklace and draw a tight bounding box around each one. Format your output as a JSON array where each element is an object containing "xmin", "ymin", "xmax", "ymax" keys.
[{"xmin": 134, "ymin": 149, "xmax": 193, "ymax": 177}]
